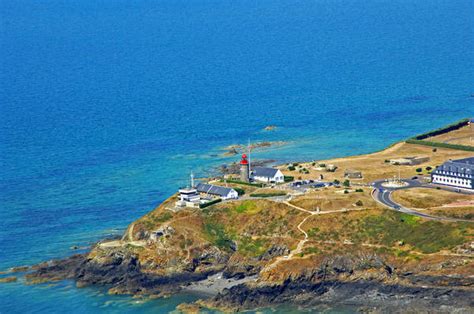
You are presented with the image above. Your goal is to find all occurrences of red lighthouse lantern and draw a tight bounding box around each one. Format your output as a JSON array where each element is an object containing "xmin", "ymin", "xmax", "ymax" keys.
[{"xmin": 240, "ymin": 153, "xmax": 250, "ymax": 182}]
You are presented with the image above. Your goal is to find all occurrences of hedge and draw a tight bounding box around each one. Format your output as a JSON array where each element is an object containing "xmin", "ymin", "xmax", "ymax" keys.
[
  {"xmin": 199, "ymin": 198, "xmax": 222, "ymax": 209},
  {"xmin": 224, "ymin": 179, "xmax": 264, "ymax": 187},
  {"xmin": 411, "ymin": 118, "xmax": 469, "ymax": 140},
  {"xmin": 284, "ymin": 176, "xmax": 294, "ymax": 182},
  {"xmin": 405, "ymin": 139, "xmax": 474, "ymax": 152},
  {"xmin": 234, "ymin": 187, "xmax": 245, "ymax": 196},
  {"xmin": 250, "ymin": 192, "xmax": 287, "ymax": 198}
]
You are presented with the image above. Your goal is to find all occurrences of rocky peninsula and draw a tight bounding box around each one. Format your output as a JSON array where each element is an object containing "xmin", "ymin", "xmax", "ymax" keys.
[{"xmin": 3, "ymin": 122, "xmax": 474, "ymax": 312}]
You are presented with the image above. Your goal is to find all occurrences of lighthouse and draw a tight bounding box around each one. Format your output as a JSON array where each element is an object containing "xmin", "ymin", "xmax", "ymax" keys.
[{"xmin": 240, "ymin": 153, "xmax": 250, "ymax": 182}]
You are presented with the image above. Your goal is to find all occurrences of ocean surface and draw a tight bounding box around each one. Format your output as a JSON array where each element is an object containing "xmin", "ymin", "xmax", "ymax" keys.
[{"xmin": 1, "ymin": 0, "xmax": 473, "ymax": 312}]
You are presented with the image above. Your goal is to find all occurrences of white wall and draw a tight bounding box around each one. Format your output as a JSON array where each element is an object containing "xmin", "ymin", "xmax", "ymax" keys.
[
  {"xmin": 432, "ymin": 175, "xmax": 473, "ymax": 189},
  {"xmin": 253, "ymin": 170, "xmax": 284, "ymax": 183}
]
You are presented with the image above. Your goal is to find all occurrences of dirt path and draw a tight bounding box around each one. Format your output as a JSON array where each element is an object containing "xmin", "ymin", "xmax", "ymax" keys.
[{"xmin": 262, "ymin": 200, "xmax": 368, "ymax": 272}]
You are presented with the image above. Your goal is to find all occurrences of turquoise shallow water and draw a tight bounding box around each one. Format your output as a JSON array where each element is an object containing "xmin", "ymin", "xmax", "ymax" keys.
[{"xmin": 1, "ymin": 0, "xmax": 473, "ymax": 312}]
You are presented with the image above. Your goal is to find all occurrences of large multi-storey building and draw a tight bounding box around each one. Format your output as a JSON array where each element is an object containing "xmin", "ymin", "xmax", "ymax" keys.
[{"xmin": 431, "ymin": 157, "xmax": 474, "ymax": 190}]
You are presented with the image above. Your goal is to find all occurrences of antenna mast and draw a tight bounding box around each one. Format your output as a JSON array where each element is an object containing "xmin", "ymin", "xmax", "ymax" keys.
[
  {"xmin": 248, "ymin": 138, "xmax": 251, "ymax": 174},
  {"xmin": 190, "ymin": 172, "xmax": 195, "ymax": 188}
]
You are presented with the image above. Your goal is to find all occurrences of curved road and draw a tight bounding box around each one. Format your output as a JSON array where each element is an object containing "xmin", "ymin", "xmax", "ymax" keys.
[{"xmin": 371, "ymin": 179, "xmax": 473, "ymax": 223}]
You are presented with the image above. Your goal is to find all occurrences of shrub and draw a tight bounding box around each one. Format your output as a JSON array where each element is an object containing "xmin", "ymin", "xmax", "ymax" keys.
[
  {"xmin": 234, "ymin": 188, "xmax": 245, "ymax": 196},
  {"xmin": 200, "ymin": 198, "xmax": 222, "ymax": 209},
  {"xmin": 288, "ymin": 166, "xmax": 296, "ymax": 171},
  {"xmin": 319, "ymin": 163, "xmax": 326, "ymax": 167},
  {"xmin": 155, "ymin": 212, "xmax": 173, "ymax": 223},
  {"xmin": 333, "ymin": 179, "xmax": 340, "ymax": 185},
  {"xmin": 355, "ymin": 200, "xmax": 363, "ymax": 206},
  {"xmin": 425, "ymin": 166, "xmax": 432, "ymax": 171},
  {"xmin": 355, "ymin": 188, "xmax": 364, "ymax": 192},
  {"xmin": 343, "ymin": 179, "xmax": 350, "ymax": 187},
  {"xmin": 238, "ymin": 236, "xmax": 268, "ymax": 257},
  {"xmin": 416, "ymin": 168, "xmax": 422, "ymax": 173},
  {"xmin": 344, "ymin": 190, "xmax": 349, "ymax": 194},
  {"xmin": 284, "ymin": 176, "xmax": 294, "ymax": 182},
  {"xmin": 203, "ymin": 220, "xmax": 233, "ymax": 251}
]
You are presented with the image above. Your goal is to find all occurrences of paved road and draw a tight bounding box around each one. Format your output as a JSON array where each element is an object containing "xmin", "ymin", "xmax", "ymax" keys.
[{"xmin": 371, "ymin": 179, "xmax": 473, "ymax": 223}]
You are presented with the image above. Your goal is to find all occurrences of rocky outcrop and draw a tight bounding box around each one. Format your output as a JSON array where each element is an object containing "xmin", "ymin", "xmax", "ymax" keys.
[
  {"xmin": 209, "ymin": 279, "xmax": 474, "ymax": 312},
  {"xmin": 204, "ymin": 254, "xmax": 474, "ymax": 312},
  {"xmin": 19, "ymin": 247, "xmax": 474, "ymax": 312},
  {"xmin": 25, "ymin": 247, "xmax": 217, "ymax": 295},
  {"xmin": 258, "ymin": 245, "xmax": 290, "ymax": 261}
]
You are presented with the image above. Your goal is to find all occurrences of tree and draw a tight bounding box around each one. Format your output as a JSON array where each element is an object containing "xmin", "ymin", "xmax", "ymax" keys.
[
  {"xmin": 426, "ymin": 166, "xmax": 432, "ymax": 171},
  {"xmin": 416, "ymin": 168, "xmax": 422, "ymax": 173},
  {"xmin": 333, "ymin": 179, "xmax": 340, "ymax": 185},
  {"xmin": 343, "ymin": 179, "xmax": 350, "ymax": 187}
]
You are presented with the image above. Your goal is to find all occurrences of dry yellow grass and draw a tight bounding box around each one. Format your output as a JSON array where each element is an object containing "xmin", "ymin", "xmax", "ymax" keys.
[
  {"xmin": 425, "ymin": 125, "xmax": 474, "ymax": 146},
  {"xmin": 289, "ymin": 187, "xmax": 378, "ymax": 211},
  {"xmin": 281, "ymin": 141, "xmax": 473, "ymax": 184},
  {"xmin": 392, "ymin": 188, "xmax": 474, "ymax": 220},
  {"xmin": 392, "ymin": 188, "xmax": 474, "ymax": 210}
]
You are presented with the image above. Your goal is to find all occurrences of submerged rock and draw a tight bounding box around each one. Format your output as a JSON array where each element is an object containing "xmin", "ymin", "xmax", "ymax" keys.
[{"xmin": 0, "ymin": 276, "xmax": 17, "ymax": 283}]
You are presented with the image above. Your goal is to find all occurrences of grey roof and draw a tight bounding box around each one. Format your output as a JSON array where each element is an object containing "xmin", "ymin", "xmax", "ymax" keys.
[
  {"xmin": 434, "ymin": 157, "xmax": 474, "ymax": 175},
  {"xmin": 196, "ymin": 183, "xmax": 235, "ymax": 197},
  {"xmin": 252, "ymin": 167, "xmax": 280, "ymax": 178}
]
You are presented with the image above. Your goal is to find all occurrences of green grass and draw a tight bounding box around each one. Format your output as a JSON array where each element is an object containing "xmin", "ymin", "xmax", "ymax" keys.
[
  {"xmin": 303, "ymin": 247, "xmax": 320, "ymax": 255},
  {"xmin": 234, "ymin": 200, "xmax": 261, "ymax": 214},
  {"xmin": 358, "ymin": 211, "xmax": 468, "ymax": 253},
  {"xmin": 155, "ymin": 212, "xmax": 173, "ymax": 222},
  {"xmin": 307, "ymin": 227, "xmax": 320, "ymax": 238},
  {"xmin": 141, "ymin": 211, "xmax": 174, "ymax": 229},
  {"xmin": 237, "ymin": 236, "xmax": 268, "ymax": 257},
  {"xmin": 203, "ymin": 220, "xmax": 234, "ymax": 251}
]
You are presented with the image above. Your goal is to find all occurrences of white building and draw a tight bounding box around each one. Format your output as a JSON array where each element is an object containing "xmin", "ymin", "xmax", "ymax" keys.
[
  {"xmin": 252, "ymin": 167, "xmax": 284, "ymax": 183},
  {"xmin": 196, "ymin": 183, "xmax": 239, "ymax": 200},
  {"xmin": 431, "ymin": 157, "xmax": 474, "ymax": 190},
  {"xmin": 176, "ymin": 187, "xmax": 201, "ymax": 208}
]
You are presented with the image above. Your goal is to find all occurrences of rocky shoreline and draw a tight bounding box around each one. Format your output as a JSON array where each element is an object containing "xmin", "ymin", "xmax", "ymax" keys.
[
  {"xmin": 14, "ymin": 248, "xmax": 474, "ymax": 312},
  {"xmin": 204, "ymin": 278, "xmax": 474, "ymax": 312}
]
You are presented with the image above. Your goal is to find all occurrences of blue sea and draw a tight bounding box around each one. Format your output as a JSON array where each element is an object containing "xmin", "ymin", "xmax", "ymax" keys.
[{"xmin": 1, "ymin": 0, "xmax": 473, "ymax": 312}]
